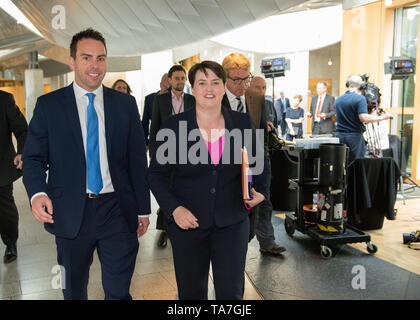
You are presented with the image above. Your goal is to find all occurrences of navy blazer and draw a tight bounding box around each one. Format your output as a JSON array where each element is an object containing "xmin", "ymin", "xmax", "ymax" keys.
[
  {"xmin": 0, "ymin": 90, "xmax": 28, "ymax": 186},
  {"xmin": 149, "ymin": 89, "xmax": 195, "ymax": 157},
  {"xmin": 148, "ymin": 106, "xmax": 269, "ymax": 229},
  {"xmin": 22, "ymin": 84, "xmax": 151, "ymax": 239},
  {"xmin": 141, "ymin": 90, "xmax": 159, "ymax": 147}
]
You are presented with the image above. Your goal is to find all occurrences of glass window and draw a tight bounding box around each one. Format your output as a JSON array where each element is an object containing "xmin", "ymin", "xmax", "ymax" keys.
[{"xmin": 391, "ymin": 4, "xmax": 418, "ymax": 174}]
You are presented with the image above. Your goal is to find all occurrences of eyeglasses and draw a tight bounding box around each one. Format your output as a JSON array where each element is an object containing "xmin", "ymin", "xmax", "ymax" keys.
[{"xmin": 227, "ymin": 74, "xmax": 253, "ymax": 86}]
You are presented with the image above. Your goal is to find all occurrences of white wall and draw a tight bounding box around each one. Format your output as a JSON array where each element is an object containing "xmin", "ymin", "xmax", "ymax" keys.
[{"xmin": 126, "ymin": 50, "xmax": 173, "ymax": 115}]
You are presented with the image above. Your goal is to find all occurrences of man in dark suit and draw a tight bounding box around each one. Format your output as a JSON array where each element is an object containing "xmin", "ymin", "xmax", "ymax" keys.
[
  {"xmin": 0, "ymin": 90, "xmax": 27, "ymax": 264},
  {"xmin": 274, "ymin": 91, "xmax": 290, "ymax": 136},
  {"xmin": 149, "ymin": 65, "xmax": 195, "ymax": 248},
  {"xmin": 307, "ymin": 81, "xmax": 335, "ymax": 135},
  {"xmin": 22, "ymin": 29, "xmax": 150, "ymax": 300},
  {"xmin": 222, "ymin": 53, "xmax": 285, "ymax": 255},
  {"xmin": 141, "ymin": 73, "xmax": 170, "ymax": 151}
]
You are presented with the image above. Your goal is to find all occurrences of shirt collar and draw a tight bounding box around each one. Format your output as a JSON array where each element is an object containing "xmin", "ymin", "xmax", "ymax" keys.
[
  {"xmin": 171, "ymin": 90, "xmax": 184, "ymax": 101},
  {"xmin": 73, "ymin": 81, "xmax": 103, "ymax": 101},
  {"xmin": 226, "ymin": 87, "xmax": 242, "ymax": 101}
]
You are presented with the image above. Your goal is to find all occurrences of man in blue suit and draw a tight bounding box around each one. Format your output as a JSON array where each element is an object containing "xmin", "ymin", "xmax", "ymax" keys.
[
  {"xmin": 22, "ymin": 29, "xmax": 150, "ymax": 300},
  {"xmin": 274, "ymin": 91, "xmax": 290, "ymax": 136}
]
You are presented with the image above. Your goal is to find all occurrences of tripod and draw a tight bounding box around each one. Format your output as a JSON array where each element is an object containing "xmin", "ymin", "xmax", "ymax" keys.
[{"xmin": 398, "ymin": 79, "xmax": 420, "ymax": 204}]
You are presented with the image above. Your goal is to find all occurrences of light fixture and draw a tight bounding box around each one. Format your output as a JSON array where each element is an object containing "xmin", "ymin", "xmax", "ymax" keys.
[
  {"xmin": 328, "ymin": 57, "xmax": 332, "ymax": 66},
  {"xmin": 385, "ymin": 0, "xmax": 392, "ymax": 6}
]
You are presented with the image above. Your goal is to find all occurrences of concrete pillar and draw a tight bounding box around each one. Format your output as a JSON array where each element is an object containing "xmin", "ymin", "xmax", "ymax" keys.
[{"xmin": 24, "ymin": 51, "xmax": 44, "ymax": 122}]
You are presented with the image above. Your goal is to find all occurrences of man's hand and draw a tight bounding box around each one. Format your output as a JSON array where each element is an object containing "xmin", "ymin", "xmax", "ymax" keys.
[
  {"xmin": 13, "ymin": 154, "xmax": 23, "ymax": 170},
  {"xmin": 32, "ymin": 194, "xmax": 54, "ymax": 224},
  {"xmin": 381, "ymin": 112, "xmax": 393, "ymax": 121},
  {"xmin": 244, "ymin": 188, "xmax": 265, "ymax": 208},
  {"xmin": 267, "ymin": 121, "xmax": 274, "ymax": 132},
  {"xmin": 290, "ymin": 129, "xmax": 296, "ymax": 136},
  {"xmin": 320, "ymin": 112, "xmax": 327, "ymax": 119},
  {"xmin": 137, "ymin": 217, "xmax": 150, "ymax": 238},
  {"xmin": 306, "ymin": 112, "xmax": 312, "ymax": 118},
  {"xmin": 172, "ymin": 206, "xmax": 199, "ymax": 230}
]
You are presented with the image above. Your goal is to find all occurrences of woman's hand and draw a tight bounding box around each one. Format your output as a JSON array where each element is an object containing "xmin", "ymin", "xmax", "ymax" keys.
[
  {"xmin": 244, "ymin": 188, "xmax": 265, "ymax": 208},
  {"xmin": 172, "ymin": 206, "xmax": 199, "ymax": 230}
]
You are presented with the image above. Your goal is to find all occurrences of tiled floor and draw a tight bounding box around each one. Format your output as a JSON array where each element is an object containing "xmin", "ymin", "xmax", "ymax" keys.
[{"xmin": 0, "ymin": 178, "xmax": 262, "ymax": 300}]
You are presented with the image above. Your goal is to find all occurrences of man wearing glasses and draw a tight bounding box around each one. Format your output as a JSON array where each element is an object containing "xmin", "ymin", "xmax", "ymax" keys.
[{"xmin": 221, "ymin": 53, "xmax": 286, "ymax": 256}]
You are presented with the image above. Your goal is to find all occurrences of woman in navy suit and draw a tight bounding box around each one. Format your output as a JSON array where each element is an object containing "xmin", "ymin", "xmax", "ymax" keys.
[{"xmin": 148, "ymin": 61, "xmax": 269, "ymax": 299}]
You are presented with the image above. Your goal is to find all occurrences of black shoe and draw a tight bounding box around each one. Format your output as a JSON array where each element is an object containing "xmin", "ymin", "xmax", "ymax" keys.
[
  {"xmin": 4, "ymin": 244, "xmax": 17, "ymax": 264},
  {"xmin": 260, "ymin": 243, "xmax": 286, "ymax": 256},
  {"xmin": 157, "ymin": 231, "xmax": 168, "ymax": 248}
]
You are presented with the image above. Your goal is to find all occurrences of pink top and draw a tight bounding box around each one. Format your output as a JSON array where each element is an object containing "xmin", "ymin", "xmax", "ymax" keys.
[
  {"xmin": 171, "ymin": 91, "xmax": 184, "ymax": 115},
  {"xmin": 205, "ymin": 134, "xmax": 225, "ymax": 166}
]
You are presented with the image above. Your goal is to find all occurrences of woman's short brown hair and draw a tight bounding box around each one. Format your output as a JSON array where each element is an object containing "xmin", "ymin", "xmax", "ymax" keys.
[
  {"xmin": 294, "ymin": 94, "xmax": 303, "ymax": 103},
  {"xmin": 188, "ymin": 60, "xmax": 226, "ymax": 88}
]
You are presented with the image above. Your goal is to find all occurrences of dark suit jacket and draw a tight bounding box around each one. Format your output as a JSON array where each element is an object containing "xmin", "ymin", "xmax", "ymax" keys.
[
  {"xmin": 222, "ymin": 93, "xmax": 268, "ymax": 151},
  {"xmin": 276, "ymin": 97, "xmax": 290, "ymax": 114},
  {"xmin": 149, "ymin": 89, "xmax": 195, "ymax": 157},
  {"xmin": 0, "ymin": 90, "xmax": 28, "ymax": 187},
  {"xmin": 141, "ymin": 91, "xmax": 159, "ymax": 147},
  {"xmin": 148, "ymin": 106, "xmax": 269, "ymax": 229},
  {"xmin": 310, "ymin": 94, "xmax": 335, "ymax": 134},
  {"xmin": 22, "ymin": 84, "xmax": 150, "ymax": 239}
]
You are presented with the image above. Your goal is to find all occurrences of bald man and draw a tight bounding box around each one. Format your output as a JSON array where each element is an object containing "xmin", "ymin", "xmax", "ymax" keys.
[
  {"xmin": 248, "ymin": 77, "xmax": 286, "ymax": 255},
  {"xmin": 334, "ymin": 75, "xmax": 392, "ymax": 163},
  {"xmin": 142, "ymin": 73, "xmax": 170, "ymax": 151},
  {"xmin": 249, "ymin": 77, "xmax": 278, "ymax": 133}
]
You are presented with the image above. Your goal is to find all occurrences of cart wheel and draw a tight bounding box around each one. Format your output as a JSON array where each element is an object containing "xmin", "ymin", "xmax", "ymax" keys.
[
  {"xmin": 366, "ymin": 242, "xmax": 378, "ymax": 254},
  {"xmin": 284, "ymin": 221, "xmax": 295, "ymax": 237},
  {"xmin": 320, "ymin": 246, "xmax": 333, "ymax": 259}
]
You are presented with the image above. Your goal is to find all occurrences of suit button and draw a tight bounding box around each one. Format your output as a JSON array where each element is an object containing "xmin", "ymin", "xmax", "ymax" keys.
[{"xmin": 210, "ymin": 188, "xmax": 216, "ymax": 194}]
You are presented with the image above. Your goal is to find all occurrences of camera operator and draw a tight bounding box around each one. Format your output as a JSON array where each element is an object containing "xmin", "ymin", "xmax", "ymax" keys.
[{"xmin": 334, "ymin": 74, "xmax": 393, "ymax": 164}]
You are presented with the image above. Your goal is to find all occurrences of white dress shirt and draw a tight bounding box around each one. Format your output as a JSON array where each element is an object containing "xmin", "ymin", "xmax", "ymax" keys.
[
  {"xmin": 226, "ymin": 88, "xmax": 247, "ymax": 113},
  {"xmin": 73, "ymin": 82, "xmax": 114, "ymax": 194}
]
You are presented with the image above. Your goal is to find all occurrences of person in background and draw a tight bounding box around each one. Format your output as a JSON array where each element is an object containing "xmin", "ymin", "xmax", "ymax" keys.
[
  {"xmin": 148, "ymin": 60, "xmax": 268, "ymax": 299},
  {"xmin": 149, "ymin": 65, "xmax": 195, "ymax": 249},
  {"xmin": 307, "ymin": 82, "xmax": 335, "ymax": 135},
  {"xmin": 249, "ymin": 77, "xmax": 278, "ymax": 133},
  {"xmin": 248, "ymin": 77, "xmax": 286, "ymax": 255},
  {"xmin": 0, "ymin": 90, "xmax": 27, "ymax": 264},
  {"xmin": 334, "ymin": 75, "xmax": 392, "ymax": 164},
  {"xmin": 142, "ymin": 73, "xmax": 170, "ymax": 152},
  {"xmin": 274, "ymin": 91, "xmax": 290, "ymax": 136},
  {"xmin": 112, "ymin": 79, "xmax": 132, "ymax": 95},
  {"xmin": 285, "ymin": 94, "xmax": 304, "ymax": 141}
]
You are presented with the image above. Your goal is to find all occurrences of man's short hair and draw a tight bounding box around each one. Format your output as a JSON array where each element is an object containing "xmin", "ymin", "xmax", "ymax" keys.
[
  {"xmin": 188, "ymin": 60, "xmax": 226, "ymax": 88},
  {"xmin": 347, "ymin": 74, "xmax": 363, "ymax": 89},
  {"xmin": 70, "ymin": 28, "xmax": 107, "ymax": 59},
  {"xmin": 168, "ymin": 65, "xmax": 186, "ymax": 78},
  {"xmin": 317, "ymin": 81, "xmax": 328, "ymax": 88},
  {"xmin": 222, "ymin": 53, "xmax": 251, "ymax": 76}
]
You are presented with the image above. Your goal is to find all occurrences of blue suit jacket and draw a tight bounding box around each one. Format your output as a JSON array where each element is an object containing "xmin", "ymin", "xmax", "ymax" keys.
[
  {"xmin": 148, "ymin": 106, "xmax": 269, "ymax": 229},
  {"xmin": 22, "ymin": 84, "xmax": 151, "ymax": 239}
]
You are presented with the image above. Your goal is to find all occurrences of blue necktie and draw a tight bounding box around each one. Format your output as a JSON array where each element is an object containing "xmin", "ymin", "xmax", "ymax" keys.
[
  {"xmin": 236, "ymin": 97, "xmax": 244, "ymax": 113},
  {"xmin": 86, "ymin": 93, "xmax": 103, "ymax": 195}
]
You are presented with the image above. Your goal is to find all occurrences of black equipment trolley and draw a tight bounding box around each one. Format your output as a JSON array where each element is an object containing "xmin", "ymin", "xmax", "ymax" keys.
[{"xmin": 283, "ymin": 143, "xmax": 378, "ymax": 259}]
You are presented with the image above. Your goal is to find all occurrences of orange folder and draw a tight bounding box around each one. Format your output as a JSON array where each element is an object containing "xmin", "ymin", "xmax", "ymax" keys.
[{"xmin": 242, "ymin": 147, "xmax": 253, "ymax": 200}]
